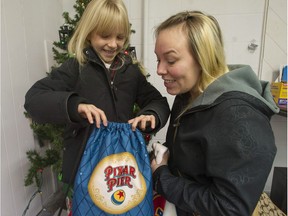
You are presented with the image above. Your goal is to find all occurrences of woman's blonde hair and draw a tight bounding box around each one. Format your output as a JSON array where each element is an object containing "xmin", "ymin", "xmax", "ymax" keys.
[
  {"xmin": 68, "ymin": 0, "xmax": 131, "ymax": 65},
  {"xmin": 155, "ymin": 11, "xmax": 228, "ymax": 94}
]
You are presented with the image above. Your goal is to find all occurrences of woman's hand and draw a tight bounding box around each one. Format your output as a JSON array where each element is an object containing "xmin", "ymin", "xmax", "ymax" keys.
[
  {"xmin": 151, "ymin": 150, "xmax": 169, "ymax": 173},
  {"xmin": 78, "ymin": 103, "xmax": 108, "ymax": 128},
  {"xmin": 128, "ymin": 114, "xmax": 156, "ymax": 131}
]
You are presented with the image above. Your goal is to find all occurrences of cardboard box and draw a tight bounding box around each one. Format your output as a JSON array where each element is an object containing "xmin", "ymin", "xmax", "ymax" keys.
[{"xmin": 271, "ymin": 82, "xmax": 287, "ymax": 106}]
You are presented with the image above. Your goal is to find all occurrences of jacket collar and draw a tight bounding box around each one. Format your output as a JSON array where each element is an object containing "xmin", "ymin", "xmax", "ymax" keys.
[{"xmin": 83, "ymin": 46, "xmax": 132, "ymax": 69}]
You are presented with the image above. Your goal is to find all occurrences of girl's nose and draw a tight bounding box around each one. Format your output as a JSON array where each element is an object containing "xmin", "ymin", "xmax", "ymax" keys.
[{"xmin": 108, "ymin": 38, "xmax": 117, "ymax": 48}]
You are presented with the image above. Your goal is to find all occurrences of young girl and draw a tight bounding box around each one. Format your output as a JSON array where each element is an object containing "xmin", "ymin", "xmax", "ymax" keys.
[{"xmin": 24, "ymin": 0, "xmax": 170, "ymax": 214}]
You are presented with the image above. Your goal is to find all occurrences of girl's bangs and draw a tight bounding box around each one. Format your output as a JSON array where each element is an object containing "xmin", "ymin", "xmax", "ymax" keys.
[{"xmin": 98, "ymin": 13, "xmax": 129, "ymax": 36}]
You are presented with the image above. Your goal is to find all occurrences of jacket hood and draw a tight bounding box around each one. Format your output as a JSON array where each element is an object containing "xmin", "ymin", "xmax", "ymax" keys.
[{"xmin": 192, "ymin": 64, "xmax": 279, "ymax": 114}]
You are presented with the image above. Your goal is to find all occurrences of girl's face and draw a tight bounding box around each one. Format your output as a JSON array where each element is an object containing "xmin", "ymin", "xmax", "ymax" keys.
[
  {"xmin": 155, "ymin": 26, "xmax": 201, "ymax": 96},
  {"xmin": 89, "ymin": 28, "xmax": 126, "ymax": 64}
]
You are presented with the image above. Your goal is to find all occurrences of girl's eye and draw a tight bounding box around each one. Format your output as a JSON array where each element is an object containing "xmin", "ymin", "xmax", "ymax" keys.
[
  {"xmin": 101, "ymin": 35, "xmax": 110, "ymax": 39},
  {"xmin": 117, "ymin": 36, "xmax": 125, "ymax": 40}
]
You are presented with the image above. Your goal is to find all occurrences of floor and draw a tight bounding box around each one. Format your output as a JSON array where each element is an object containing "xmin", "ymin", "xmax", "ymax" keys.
[
  {"xmin": 36, "ymin": 189, "xmax": 67, "ymax": 216},
  {"xmin": 53, "ymin": 209, "xmax": 68, "ymax": 216},
  {"xmin": 37, "ymin": 208, "xmax": 67, "ymax": 216}
]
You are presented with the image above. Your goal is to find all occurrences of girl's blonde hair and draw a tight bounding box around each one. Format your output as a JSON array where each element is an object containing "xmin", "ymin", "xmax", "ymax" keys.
[
  {"xmin": 68, "ymin": 0, "xmax": 131, "ymax": 65},
  {"xmin": 155, "ymin": 11, "xmax": 228, "ymax": 94}
]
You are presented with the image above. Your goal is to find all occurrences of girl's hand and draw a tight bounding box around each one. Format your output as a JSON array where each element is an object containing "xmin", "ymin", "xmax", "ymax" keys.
[
  {"xmin": 78, "ymin": 103, "xmax": 108, "ymax": 128},
  {"xmin": 128, "ymin": 114, "xmax": 156, "ymax": 131}
]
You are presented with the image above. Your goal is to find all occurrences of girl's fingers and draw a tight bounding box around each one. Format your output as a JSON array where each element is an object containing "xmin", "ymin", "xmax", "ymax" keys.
[
  {"xmin": 128, "ymin": 115, "xmax": 156, "ymax": 131},
  {"xmin": 78, "ymin": 104, "xmax": 108, "ymax": 127}
]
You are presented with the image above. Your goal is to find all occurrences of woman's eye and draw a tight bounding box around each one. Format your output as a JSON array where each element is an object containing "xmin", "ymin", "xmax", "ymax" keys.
[{"xmin": 167, "ymin": 60, "xmax": 175, "ymax": 65}]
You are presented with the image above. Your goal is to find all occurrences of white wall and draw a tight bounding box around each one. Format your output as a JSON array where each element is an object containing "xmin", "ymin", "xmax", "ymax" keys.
[
  {"xmin": 1, "ymin": 0, "xmax": 63, "ymax": 215},
  {"xmin": 260, "ymin": 0, "xmax": 287, "ymax": 82},
  {"xmin": 1, "ymin": 0, "xmax": 286, "ymax": 215}
]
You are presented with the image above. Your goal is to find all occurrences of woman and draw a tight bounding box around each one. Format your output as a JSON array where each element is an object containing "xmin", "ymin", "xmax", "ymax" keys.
[{"xmin": 151, "ymin": 11, "xmax": 279, "ymax": 216}]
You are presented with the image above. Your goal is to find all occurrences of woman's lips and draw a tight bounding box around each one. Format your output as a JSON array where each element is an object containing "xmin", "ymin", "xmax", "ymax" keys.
[{"xmin": 163, "ymin": 79, "xmax": 175, "ymax": 88}]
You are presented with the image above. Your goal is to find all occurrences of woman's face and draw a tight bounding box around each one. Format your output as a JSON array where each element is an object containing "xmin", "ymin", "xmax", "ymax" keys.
[
  {"xmin": 155, "ymin": 26, "xmax": 201, "ymax": 96},
  {"xmin": 89, "ymin": 28, "xmax": 126, "ymax": 64}
]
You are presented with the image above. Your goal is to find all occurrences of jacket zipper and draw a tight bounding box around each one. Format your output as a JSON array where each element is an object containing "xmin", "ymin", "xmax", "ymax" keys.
[
  {"xmin": 107, "ymin": 68, "xmax": 118, "ymax": 121},
  {"xmin": 88, "ymin": 57, "xmax": 119, "ymax": 118},
  {"xmin": 86, "ymin": 50, "xmax": 129, "ymax": 120},
  {"xmin": 172, "ymin": 105, "xmax": 211, "ymax": 145},
  {"xmin": 110, "ymin": 80, "xmax": 118, "ymax": 101},
  {"xmin": 171, "ymin": 106, "xmax": 210, "ymax": 177},
  {"xmin": 172, "ymin": 118, "xmax": 182, "ymax": 177}
]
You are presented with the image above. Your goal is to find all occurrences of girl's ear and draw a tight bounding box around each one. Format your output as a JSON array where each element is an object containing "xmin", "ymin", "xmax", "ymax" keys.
[{"xmin": 87, "ymin": 31, "xmax": 92, "ymax": 41}]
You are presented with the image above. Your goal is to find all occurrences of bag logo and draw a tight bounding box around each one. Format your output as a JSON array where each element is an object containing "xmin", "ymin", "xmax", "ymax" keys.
[
  {"xmin": 88, "ymin": 152, "xmax": 147, "ymax": 214},
  {"xmin": 105, "ymin": 165, "xmax": 136, "ymax": 192},
  {"xmin": 111, "ymin": 189, "xmax": 125, "ymax": 205}
]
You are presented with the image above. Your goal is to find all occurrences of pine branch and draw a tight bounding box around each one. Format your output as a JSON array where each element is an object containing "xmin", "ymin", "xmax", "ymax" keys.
[
  {"xmin": 52, "ymin": 46, "xmax": 70, "ymax": 65},
  {"xmin": 24, "ymin": 149, "xmax": 60, "ymax": 187}
]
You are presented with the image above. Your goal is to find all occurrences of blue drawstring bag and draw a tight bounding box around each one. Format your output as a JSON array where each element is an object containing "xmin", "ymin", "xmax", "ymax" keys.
[{"xmin": 72, "ymin": 122, "xmax": 153, "ymax": 216}]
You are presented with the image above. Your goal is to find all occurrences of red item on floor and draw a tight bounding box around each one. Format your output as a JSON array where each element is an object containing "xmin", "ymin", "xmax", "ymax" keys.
[{"xmin": 153, "ymin": 193, "xmax": 166, "ymax": 216}]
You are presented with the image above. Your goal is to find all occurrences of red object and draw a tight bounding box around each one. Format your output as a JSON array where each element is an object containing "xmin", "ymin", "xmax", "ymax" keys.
[
  {"xmin": 144, "ymin": 134, "xmax": 151, "ymax": 142},
  {"xmin": 153, "ymin": 193, "xmax": 166, "ymax": 216},
  {"xmin": 37, "ymin": 168, "xmax": 43, "ymax": 173}
]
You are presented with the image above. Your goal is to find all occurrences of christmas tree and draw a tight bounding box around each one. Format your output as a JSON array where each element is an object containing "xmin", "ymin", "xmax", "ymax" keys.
[
  {"xmin": 24, "ymin": 0, "xmax": 92, "ymax": 188},
  {"xmin": 25, "ymin": 0, "xmax": 149, "ymax": 188},
  {"xmin": 53, "ymin": 0, "xmax": 90, "ymax": 65}
]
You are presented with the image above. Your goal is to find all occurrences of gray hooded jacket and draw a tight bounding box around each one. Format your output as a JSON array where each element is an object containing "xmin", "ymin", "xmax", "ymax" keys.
[{"xmin": 153, "ymin": 65, "xmax": 279, "ymax": 216}]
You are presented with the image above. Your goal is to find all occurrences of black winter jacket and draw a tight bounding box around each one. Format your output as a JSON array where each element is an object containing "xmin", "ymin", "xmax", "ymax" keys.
[
  {"xmin": 25, "ymin": 47, "xmax": 170, "ymax": 183},
  {"xmin": 153, "ymin": 65, "xmax": 279, "ymax": 216}
]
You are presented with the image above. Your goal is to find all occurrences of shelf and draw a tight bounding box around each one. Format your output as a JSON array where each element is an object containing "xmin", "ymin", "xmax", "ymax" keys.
[
  {"xmin": 277, "ymin": 107, "xmax": 287, "ymax": 117},
  {"xmin": 278, "ymin": 110, "xmax": 287, "ymax": 117}
]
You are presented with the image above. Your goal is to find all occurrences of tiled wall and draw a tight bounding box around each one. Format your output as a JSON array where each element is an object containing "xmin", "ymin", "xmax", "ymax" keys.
[{"xmin": 1, "ymin": 0, "xmax": 286, "ymax": 215}]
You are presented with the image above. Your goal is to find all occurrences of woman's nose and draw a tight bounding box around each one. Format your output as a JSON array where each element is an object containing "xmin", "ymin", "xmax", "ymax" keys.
[{"xmin": 157, "ymin": 63, "xmax": 166, "ymax": 76}]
